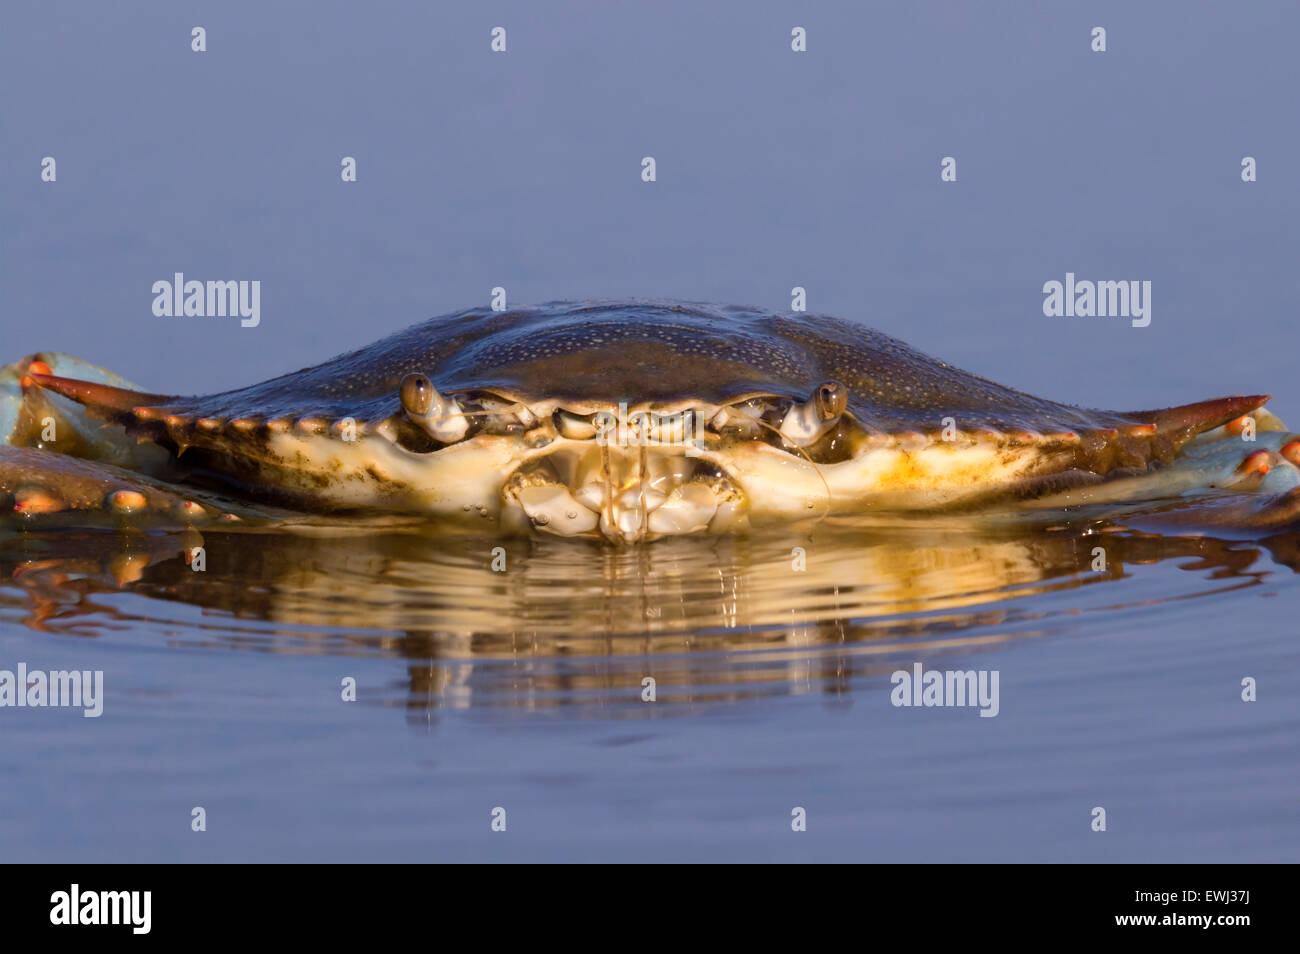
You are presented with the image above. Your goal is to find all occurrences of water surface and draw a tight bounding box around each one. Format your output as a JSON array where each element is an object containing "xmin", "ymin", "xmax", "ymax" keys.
[{"xmin": 1, "ymin": 517, "xmax": 1295, "ymax": 861}]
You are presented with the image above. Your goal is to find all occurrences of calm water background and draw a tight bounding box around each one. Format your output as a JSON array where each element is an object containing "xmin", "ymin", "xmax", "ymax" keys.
[{"xmin": 2, "ymin": 1, "xmax": 1298, "ymax": 861}]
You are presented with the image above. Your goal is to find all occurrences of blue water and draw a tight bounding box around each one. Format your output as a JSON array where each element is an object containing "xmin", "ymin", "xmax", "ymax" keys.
[
  {"xmin": 0, "ymin": 522, "xmax": 1295, "ymax": 862},
  {"xmin": 2, "ymin": 1, "xmax": 1298, "ymax": 862}
]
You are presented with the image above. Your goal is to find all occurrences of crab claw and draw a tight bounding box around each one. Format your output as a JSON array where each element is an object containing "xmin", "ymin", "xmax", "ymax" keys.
[
  {"xmin": 780, "ymin": 381, "xmax": 848, "ymax": 446},
  {"xmin": 1221, "ymin": 449, "xmax": 1273, "ymax": 491},
  {"xmin": 399, "ymin": 373, "xmax": 468, "ymax": 443},
  {"xmin": 1238, "ymin": 450, "xmax": 1272, "ymax": 476}
]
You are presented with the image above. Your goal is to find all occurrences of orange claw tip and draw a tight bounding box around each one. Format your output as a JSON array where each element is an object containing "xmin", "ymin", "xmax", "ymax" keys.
[
  {"xmin": 13, "ymin": 488, "xmax": 63, "ymax": 514},
  {"xmin": 1281, "ymin": 441, "xmax": 1300, "ymax": 466},
  {"xmin": 1124, "ymin": 423, "xmax": 1157, "ymax": 437},
  {"xmin": 1237, "ymin": 451, "xmax": 1272, "ymax": 476},
  {"xmin": 1225, "ymin": 415, "xmax": 1253, "ymax": 435},
  {"xmin": 196, "ymin": 418, "xmax": 222, "ymax": 431},
  {"xmin": 19, "ymin": 359, "xmax": 53, "ymax": 389},
  {"xmin": 109, "ymin": 489, "xmax": 148, "ymax": 512}
]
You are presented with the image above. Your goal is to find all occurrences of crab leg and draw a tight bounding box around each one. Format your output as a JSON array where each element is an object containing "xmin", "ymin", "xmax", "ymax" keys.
[{"xmin": 0, "ymin": 445, "xmax": 241, "ymax": 526}]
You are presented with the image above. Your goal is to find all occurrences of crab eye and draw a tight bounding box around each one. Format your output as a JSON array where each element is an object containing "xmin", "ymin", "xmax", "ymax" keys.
[
  {"xmin": 400, "ymin": 373, "xmax": 434, "ymax": 416},
  {"xmin": 816, "ymin": 381, "xmax": 847, "ymax": 421}
]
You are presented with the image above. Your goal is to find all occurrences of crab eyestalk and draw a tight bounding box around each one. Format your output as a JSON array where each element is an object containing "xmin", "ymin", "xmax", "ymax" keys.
[
  {"xmin": 780, "ymin": 381, "xmax": 848, "ymax": 446},
  {"xmin": 400, "ymin": 372, "xmax": 468, "ymax": 443}
]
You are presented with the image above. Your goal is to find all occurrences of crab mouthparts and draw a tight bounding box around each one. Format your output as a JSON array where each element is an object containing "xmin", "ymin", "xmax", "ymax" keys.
[
  {"xmin": 502, "ymin": 440, "xmax": 744, "ymax": 543},
  {"xmin": 385, "ymin": 394, "xmax": 829, "ymax": 543},
  {"xmin": 484, "ymin": 395, "xmax": 845, "ymax": 542}
]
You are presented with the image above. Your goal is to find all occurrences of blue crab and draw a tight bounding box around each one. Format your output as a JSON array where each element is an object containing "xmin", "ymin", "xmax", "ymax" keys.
[{"xmin": 3, "ymin": 300, "xmax": 1299, "ymax": 542}]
